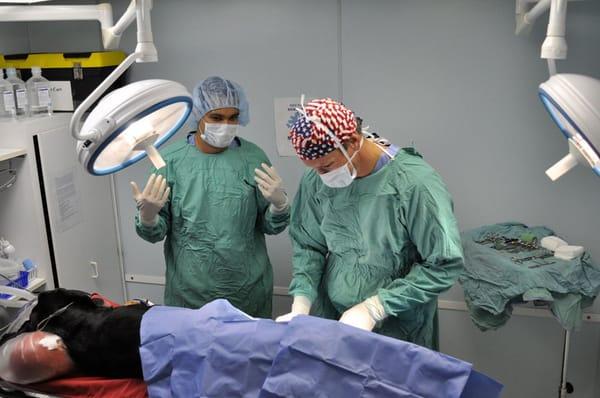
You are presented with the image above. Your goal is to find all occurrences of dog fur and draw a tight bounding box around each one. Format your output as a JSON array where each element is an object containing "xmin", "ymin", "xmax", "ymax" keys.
[{"xmin": 0, "ymin": 288, "xmax": 150, "ymax": 379}]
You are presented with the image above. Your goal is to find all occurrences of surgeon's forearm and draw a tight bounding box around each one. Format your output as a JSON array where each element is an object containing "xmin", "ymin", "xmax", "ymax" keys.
[
  {"xmin": 377, "ymin": 256, "xmax": 463, "ymax": 316},
  {"xmin": 135, "ymin": 213, "xmax": 168, "ymax": 243},
  {"xmin": 261, "ymin": 205, "xmax": 290, "ymax": 235},
  {"xmin": 288, "ymin": 272, "xmax": 321, "ymax": 303},
  {"xmin": 288, "ymin": 250, "xmax": 326, "ymax": 303}
]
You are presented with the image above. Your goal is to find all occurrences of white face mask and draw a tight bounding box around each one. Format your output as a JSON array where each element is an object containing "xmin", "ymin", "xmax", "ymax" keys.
[
  {"xmin": 201, "ymin": 123, "xmax": 238, "ymax": 148},
  {"xmin": 320, "ymin": 137, "xmax": 364, "ymax": 188}
]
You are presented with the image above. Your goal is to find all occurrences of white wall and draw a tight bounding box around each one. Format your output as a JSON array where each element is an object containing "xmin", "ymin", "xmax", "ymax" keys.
[{"xmin": 4, "ymin": 0, "xmax": 600, "ymax": 396}]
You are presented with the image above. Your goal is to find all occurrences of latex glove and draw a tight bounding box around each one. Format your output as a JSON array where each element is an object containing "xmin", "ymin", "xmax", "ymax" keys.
[
  {"xmin": 130, "ymin": 174, "xmax": 170, "ymax": 226},
  {"xmin": 275, "ymin": 296, "xmax": 311, "ymax": 322},
  {"xmin": 339, "ymin": 295, "xmax": 387, "ymax": 332},
  {"xmin": 254, "ymin": 163, "xmax": 288, "ymax": 213}
]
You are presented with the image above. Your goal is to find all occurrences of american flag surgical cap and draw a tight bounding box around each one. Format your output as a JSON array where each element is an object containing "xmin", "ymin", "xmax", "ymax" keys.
[{"xmin": 288, "ymin": 98, "xmax": 357, "ymax": 160}]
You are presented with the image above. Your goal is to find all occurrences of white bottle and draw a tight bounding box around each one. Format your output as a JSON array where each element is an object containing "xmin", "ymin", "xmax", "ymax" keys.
[
  {"xmin": 26, "ymin": 66, "xmax": 53, "ymax": 117},
  {"xmin": 5, "ymin": 67, "xmax": 28, "ymax": 118},
  {"xmin": 0, "ymin": 259, "xmax": 21, "ymax": 284},
  {"xmin": 0, "ymin": 69, "xmax": 16, "ymax": 119},
  {"xmin": 0, "ymin": 238, "xmax": 15, "ymax": 261}
]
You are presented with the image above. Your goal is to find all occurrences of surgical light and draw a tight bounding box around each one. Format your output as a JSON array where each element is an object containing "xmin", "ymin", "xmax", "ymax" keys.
[
  {"xmin": 69, "ymin": 0, "xmax": 192, "ymax": 175},
  {"xmin": 77, "ymin": 79, "xmax": 191, "ymax": 175},
  {"xmin": 540, "ymin": 74, "xmax": 600, "ymax": 181}
]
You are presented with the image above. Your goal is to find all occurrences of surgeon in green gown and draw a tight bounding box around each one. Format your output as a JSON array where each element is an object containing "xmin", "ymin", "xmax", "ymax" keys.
[
  {"xmin": 277, "ymin": 97, "xmax": 463, "ymax": 349},
  {"xmin": 131, "ymin": 76, "xmax": 290, "ymax": 317}
]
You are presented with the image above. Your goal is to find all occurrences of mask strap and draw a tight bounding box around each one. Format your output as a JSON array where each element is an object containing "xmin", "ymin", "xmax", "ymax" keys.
[
  {"xmin": 351, "ymin": 136, "xmax": 365, "ymax": 159},
  {"xmin": 359, "ymin": 128, "xmax": 394, "ymax": 160},
  {"xmin": 344, "ymin": 137, "xmax": 365, "ymax": 179},
  {"xmin": 374, "ymin": 141, "xmax": 395, "ymax": 160}
]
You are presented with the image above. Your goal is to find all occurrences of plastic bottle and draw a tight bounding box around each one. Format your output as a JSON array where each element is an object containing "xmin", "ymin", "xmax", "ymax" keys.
[
  {"xmin": 0, "ymin": 69, "xmax": 16, "ymax": 119},
  {"xmin": 22, "ymin": 258, "xmax": 38, "ymax": 282},
  {"xmin": 26, "ymin": 67, "xmax": 52, "ymax": 117},
  {"xmin": 22, "ymin": 259, "xmax": 35, "ymax": 272},
  {"xmin": 0, "ymin": 238, "xmax": 16, "ymax": 261},
  {"xmin": 5, "ymin": 68, "xmax": 28, "ymax": 118},
  {"xmin": 0, "ymin": 258, "xmax": 22, "ymax": 285}
]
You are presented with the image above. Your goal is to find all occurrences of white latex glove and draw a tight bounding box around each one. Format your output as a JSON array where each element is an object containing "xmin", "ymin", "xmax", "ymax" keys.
[
  {"xmin": 339, "ymin": 295, "xmax": 387, "ymax": 332},
  {"xmin": 275, "ymin": 296, "xmax": 311, "ymax": 322},
  {"xmin": 254, "ymin": 163, "xmax": 288, "ymax": 213},
  {"xmin": 130, "ymin": 174, "xmax": 171, "ymax": 226}
]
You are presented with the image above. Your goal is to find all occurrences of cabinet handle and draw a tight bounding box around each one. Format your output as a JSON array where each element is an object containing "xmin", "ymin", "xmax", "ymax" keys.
[{"xmin": 90, "ymin": 261, "xmax": 99, "ymax": 279}]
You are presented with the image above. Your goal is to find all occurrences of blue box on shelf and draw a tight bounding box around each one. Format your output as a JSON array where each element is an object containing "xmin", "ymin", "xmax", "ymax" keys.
[
  {"xmin": 14, "ymin": 271, "xmax": 29, "ymax": 288},
  {"xmin": 0, "ymin": 271, "xmax": 30, "ymax": 299}
]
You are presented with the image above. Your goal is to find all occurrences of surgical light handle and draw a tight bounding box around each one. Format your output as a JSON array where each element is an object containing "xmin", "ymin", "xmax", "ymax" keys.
[
  {"xmin": 144, "ymin": 144, "xmax": 166, "ymax": 170},
  {"xmin": 546, "ymin": 152, "xmax": 578, "ymax": 181}
]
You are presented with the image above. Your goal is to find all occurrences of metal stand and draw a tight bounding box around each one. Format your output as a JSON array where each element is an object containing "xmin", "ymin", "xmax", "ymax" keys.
[{"xmin": 559, "ymin": 329, "xmax": 572, "ymax": 398}]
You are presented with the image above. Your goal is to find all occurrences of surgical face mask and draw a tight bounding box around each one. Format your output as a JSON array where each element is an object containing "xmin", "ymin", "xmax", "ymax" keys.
[
  {"xmin": 201, "ymin": 123, "xmax": 238, "ymax": 148},
  {"xmin": 320, "ymin": 138, "xmax": 364, "ymax": 188}
]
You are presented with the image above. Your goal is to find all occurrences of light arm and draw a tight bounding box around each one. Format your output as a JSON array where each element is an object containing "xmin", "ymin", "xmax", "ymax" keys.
[
  {"xmin": 102, "ymin": 0, "xmax": 137, "ymax": 49},
  {"xmin": 69, "ymin": 52, "xmax": 137, "ymax": 142}
]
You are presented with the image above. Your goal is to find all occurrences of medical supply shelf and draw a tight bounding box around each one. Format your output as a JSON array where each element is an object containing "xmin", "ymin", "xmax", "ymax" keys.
[
  {"xmin": 1, "ymin": 115, "xmax": 125, "ymax": 302},
  {"xmin": 3, "ymin": 277, "xmax": 46, "ymax": 298},
  {"xmin": 0, "ymin": 277, "xmax": 46, "ymax": 308},
  {"xmin": 20, "ymin": 277, "xmax": 45, "ymax": 293},
  {"xmin": 0, "ymin": 148, "xmax": 26, "ymax": 162},
  {"xmin": 0, "ymin": 115, "xmax": 76, "ymax": 297}
]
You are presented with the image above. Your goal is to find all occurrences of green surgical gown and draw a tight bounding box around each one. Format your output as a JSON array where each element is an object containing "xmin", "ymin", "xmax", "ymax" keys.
[
  {"xmin": 135, "ymin": 137, "xmax": 289, "ymax": 317},
  {"xmin": 289, "ymin": 148, "xmax": 463, "ymax": 349}
]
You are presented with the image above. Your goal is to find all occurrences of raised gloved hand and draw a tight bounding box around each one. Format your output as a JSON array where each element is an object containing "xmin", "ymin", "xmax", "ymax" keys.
[
  {"xmin": 254, "ymin": 163, "xmax": 288, "ymax": 213},
  {"xmin": 275, "ymin": 296, "xmax": 311, "ymax": 322},
  {"xmin": 339, "ymin": 295, "xmax": 387, "ymax": 332},
  {"xmin": 130, "ymin": 174, "xmax": 170, "ymax": 226}
]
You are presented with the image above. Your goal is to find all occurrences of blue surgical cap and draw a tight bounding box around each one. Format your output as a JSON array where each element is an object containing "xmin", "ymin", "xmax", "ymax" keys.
[{"xmin": 192, "ymin": 76, "xmax": 250, "ymax": 126}]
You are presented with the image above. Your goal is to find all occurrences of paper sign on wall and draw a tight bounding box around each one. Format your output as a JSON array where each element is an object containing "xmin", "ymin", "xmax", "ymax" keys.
[
  {"xmin": 52, "ymin": 168, "xmax": 83, "ymax": 233},
  {"xmin": 49, "ymin": 81, "xmax": 74, "ymax": 111},
  {"xmin": 274, "ymin": 97, "xmax": 313, "ymax": 157}
]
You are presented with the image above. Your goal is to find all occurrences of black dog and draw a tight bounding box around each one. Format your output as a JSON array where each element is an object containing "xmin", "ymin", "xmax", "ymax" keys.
[{"xmin": 0, "ymin": 288, "xmax": 150, "ymax": 379}]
